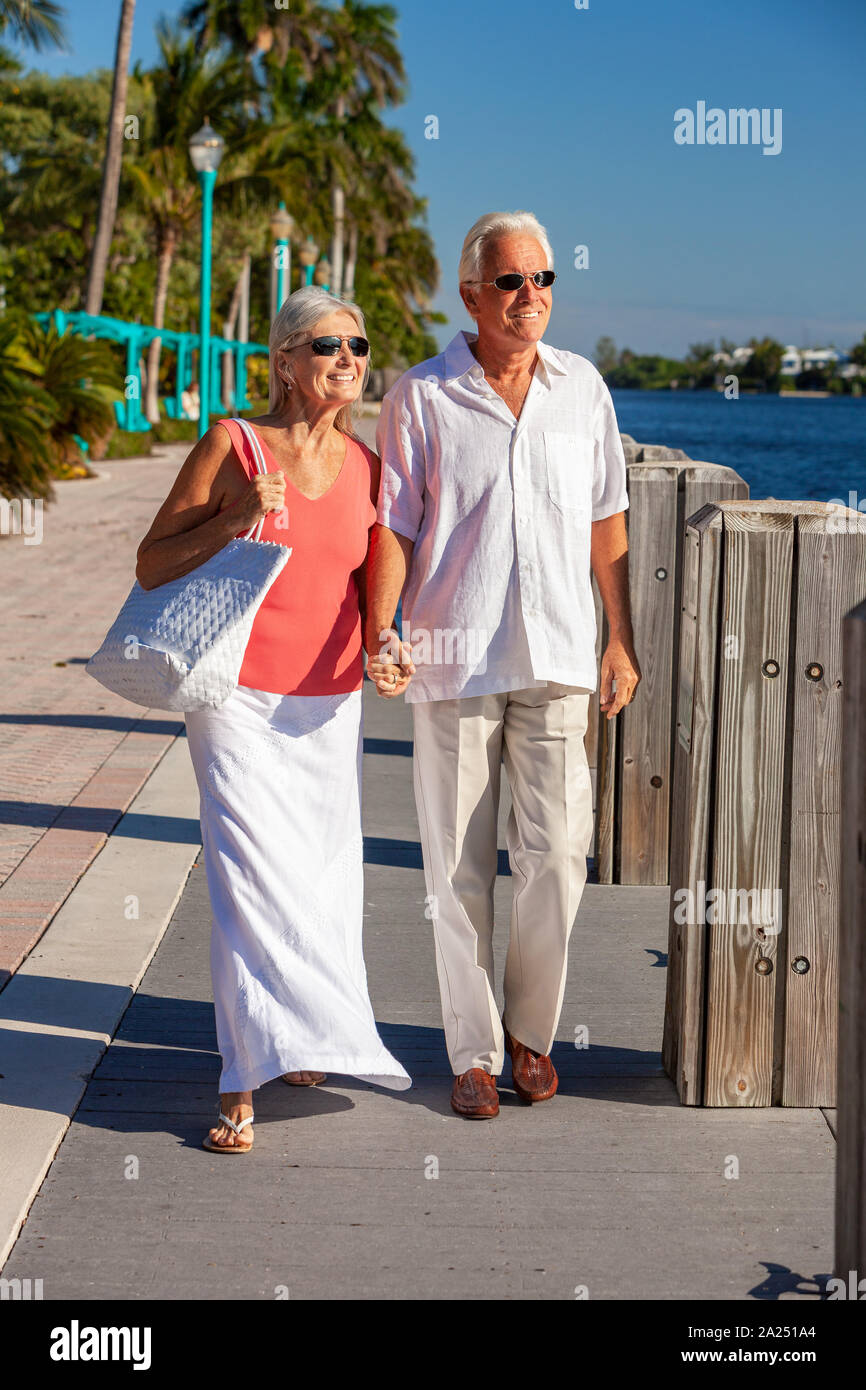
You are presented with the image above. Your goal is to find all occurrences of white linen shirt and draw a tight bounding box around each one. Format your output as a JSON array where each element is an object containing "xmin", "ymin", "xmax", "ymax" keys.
[{"xmin": 375, "ymin": 328, "xmax": 629, "ymax": 703}]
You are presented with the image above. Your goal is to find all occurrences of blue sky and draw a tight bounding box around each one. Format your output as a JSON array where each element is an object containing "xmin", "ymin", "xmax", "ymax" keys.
[{"xmin": 14, "ymin": 0, "xmax": 866, "ymax": 358}]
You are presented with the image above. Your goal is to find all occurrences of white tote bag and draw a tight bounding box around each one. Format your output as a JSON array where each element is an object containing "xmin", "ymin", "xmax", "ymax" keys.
[{"xmin": 86, "ymin": 418, "xmax": 291, "ymax": 711}]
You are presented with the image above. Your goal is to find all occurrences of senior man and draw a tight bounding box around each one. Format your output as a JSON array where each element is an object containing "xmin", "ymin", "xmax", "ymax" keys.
[{"xmin": 366, "ymin": 210, "xmax": 641, "ymax": 1119}]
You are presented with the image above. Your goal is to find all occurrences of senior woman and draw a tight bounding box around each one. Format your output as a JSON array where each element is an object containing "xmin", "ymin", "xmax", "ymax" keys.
[{"xmin": 136, "ymin": 286, "xmax": 411, "ymax": 1153}]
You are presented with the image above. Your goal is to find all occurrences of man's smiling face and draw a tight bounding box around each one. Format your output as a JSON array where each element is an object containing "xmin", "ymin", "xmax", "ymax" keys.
[{"xmin": 461, "ymin": 233, "xmax": 553, "ymax": 351}]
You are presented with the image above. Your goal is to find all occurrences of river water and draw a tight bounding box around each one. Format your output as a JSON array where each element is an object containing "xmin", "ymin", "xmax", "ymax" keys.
[{"xmin": 610, "ymin": 388, "xmax": 865, "ymax": 508}]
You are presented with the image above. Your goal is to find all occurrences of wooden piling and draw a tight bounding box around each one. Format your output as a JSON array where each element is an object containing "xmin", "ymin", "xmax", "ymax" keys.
[
  {"xmin": 663, "ymin": 500, "xmax": 866, "ymax": 1106},
  {"xmin": 589, "ymin": 450, "xmax": 748, "ymax": 885},
  {"xmin": 836, "ymin": 598, "xmax": 866, "ymax": 1273}
]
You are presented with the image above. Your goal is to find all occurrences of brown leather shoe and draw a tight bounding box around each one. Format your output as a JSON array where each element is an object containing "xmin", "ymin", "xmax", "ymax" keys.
[
  {"xmin": 504, "ymin": 1026, "xmax": 558, "ymax": 1103},
  {"xmin": 451, "ymin": 1067, "xmax": 499, "ymax": 1118}
]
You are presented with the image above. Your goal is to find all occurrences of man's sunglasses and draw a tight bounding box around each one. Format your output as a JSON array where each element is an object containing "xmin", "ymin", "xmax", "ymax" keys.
[
  {"xmin": 305, "ymin": 334, "xmax": 370, "ymax": 357},
  {"xmin": 464, "ymin": 270, "xmax": 556, "ymax": 292}
]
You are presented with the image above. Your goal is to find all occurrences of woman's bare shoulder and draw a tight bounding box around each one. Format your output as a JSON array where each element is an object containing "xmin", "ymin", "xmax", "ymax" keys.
[
  {"xmin": 141, "ymin": 424, "xmax": 240, "ymax": 532},
  {"xmin": 178, "ymin": 422, "xmax": 239, "ymax": 485}
]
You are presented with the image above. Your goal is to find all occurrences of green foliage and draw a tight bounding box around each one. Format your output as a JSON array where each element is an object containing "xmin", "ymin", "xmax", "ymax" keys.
[
  {"xmin": 737, "ymin": 337, "xmax": 784, "ymax": 393},
  {"xmin": 99, "ymin": 428, "xmax": 153, "ymax": 460},
  {"xmin": 0, "ymin": 68, "xmax": 117, "ymax": 313},
  {"xmin": 17, "ymin": 317, "xmax": 119, "ymax": 460},
  {"xmin": 176, "ymin": 0, "xmax": 439, "ymax": 366},
  {"xmin": 605, "ymin": 350, "xmax": 685, "ymax": 391},
  {"xmin": 683, "ymin": 341, "xmax": 717, "ymax": 389},
  {"xmin": 0, "ymin": 2, "xmax": 441, "ymax": 419},
  {"xmin": 152, "ymin": 417, "xmax": 197, "ymax": 443},
  {"xmin": 849, "ymin": 332, "xmax": 866, "ymax": 368},
  {"xmin": 0, "ymin": 0, "xmax": 65, "ymax": 52},
  {"xmin": 0, "ymin": 315, "xmax": 121, "ymax": 496},
  {"xmin": 244, "ymin": 355, "xmax": 269, "ymax": 402},
  {"xmin": 594, "ymin": 336, "xmax": 618, "ymax": 376},
  {"xmin": 592, "ymin": 335, "xmax": 863, "ymax": 394},
  {"xmin": 0, "ymin": 315, "xmax": 56, "ymax": 497}
]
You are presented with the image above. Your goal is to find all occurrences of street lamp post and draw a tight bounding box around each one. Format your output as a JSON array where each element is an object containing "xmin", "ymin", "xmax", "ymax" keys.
[
  {"xmin": 270, "ymin": 202, "xmax": 296, "ymax": 315},
  {"xmin": 189, "ymin": 118, "xmax": 225, "ymax": 440},
  {"xmin": 313, "ymin": 257, "xmax": 333, "ymax": 293},
  {"xmin": 298, "ymin": 237, "xmax": 319, "ymax": 287}
]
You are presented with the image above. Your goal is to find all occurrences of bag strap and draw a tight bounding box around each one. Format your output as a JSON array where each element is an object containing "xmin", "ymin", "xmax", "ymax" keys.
[{"xmin": 233, "ymin": 417, "xmax": 269, "ymax": 542}]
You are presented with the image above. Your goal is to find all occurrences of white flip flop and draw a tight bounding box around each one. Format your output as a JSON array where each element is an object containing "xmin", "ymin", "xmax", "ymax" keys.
[{"xmin": 202, "ymin": 1110, "xmax": 254, "ymax": 1153}]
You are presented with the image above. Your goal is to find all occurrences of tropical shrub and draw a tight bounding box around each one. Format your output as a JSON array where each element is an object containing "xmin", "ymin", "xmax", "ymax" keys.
[{"xmin": 0, "ymin": 316, "xmax": 120, "ymax": 496}]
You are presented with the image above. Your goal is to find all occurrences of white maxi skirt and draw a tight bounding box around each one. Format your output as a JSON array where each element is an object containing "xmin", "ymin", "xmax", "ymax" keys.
[{"xmin": 184, "ymin": 682, "xmax": 411, "ymax": 1094}]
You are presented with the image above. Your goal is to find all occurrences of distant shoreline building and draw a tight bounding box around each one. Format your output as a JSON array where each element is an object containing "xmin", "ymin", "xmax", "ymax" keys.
[
  {"xmin": 779, "ymin": 346, "xmax": 857, "ymax": 379},
  {"xmin": 711, "ymin": 344, "xmax": 857, "ymax": 381}
]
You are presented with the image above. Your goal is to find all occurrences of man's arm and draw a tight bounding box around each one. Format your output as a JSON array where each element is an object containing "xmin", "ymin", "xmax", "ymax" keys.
[
  {"xmin": 367, "ymin": 382, "xmax": 427, "ymax": 698},
  {"xmin": 590, "ymin": 509, "xmax": 641, "ymax": 718},
  {"xmin": 364, "ymin": 523, "xmax": 416, "ymax": 698}
]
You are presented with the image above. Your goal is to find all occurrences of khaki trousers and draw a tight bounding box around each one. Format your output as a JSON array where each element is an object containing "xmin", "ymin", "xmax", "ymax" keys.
[{"xmin": 411, "ymin": 682, "xmax": 593, "ymax": 1076}]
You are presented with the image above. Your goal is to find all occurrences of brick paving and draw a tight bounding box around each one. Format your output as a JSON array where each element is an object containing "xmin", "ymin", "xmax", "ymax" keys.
[
  {"xmin": 0, "ymin": 445, "xmax": 190, "ymax": 985},
  {"xmin": 0, "ymin": 416, "xmax": 381, "ymax": 990}
]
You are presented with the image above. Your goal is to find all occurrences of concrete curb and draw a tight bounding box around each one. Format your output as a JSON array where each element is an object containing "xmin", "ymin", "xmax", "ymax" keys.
[{"xmin": 0, "ymin": 734, "xmax": 201, "ymax": 1268}]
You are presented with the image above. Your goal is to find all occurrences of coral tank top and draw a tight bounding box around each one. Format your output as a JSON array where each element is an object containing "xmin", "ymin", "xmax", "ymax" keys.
[{"xmin": 218, "ymin": 418, "xmax": 376, "ymax": 696}]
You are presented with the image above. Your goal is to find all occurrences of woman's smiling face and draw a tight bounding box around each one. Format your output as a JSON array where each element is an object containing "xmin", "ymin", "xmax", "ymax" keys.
[{"xmin": 277, "ymin": 311, "xmax": 367, "ymax": 406}]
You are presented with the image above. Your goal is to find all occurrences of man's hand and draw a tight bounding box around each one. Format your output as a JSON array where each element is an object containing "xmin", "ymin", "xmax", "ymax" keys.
[
  {"xmin": 367, "ymin": 627, "xmax": 416, "ymax": 699},
  {"xmin": 599, "ymin": 634, "xmax": 641, "ymax": 718}
]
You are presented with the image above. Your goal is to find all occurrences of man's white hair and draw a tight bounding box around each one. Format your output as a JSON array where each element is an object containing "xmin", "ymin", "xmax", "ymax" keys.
[{"xmin": 458, "ymin": 210, "xmax": 554, "ymax": 285}]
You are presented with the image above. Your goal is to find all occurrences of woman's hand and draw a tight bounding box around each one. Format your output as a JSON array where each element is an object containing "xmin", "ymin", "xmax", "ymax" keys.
[
  {"xmin": 229, "ymin": 470, "xmax": 287, "ymax": 534},
  {"xmin": 367, "ymin": 628, "xmax": 415, "ymax": 698}
]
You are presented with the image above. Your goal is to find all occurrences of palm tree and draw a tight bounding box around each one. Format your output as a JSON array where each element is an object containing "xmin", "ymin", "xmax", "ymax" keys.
[
  {"xmin": 18, "ymin": 315, "xmax": 118, "ymax": 463},
  {"xmin": 0, "ymin": 314, "xmax": 118, "ymax": 499},
  {"xmin": 178, "ymin": 0, "xmax": 437, "ymax": 361},
  {"xmin": 345, "ymin": 100, "xmax": 414, "ymax": 228},
  {"xmin": 181, "ymin": 0, "xmax": 267, "ymax": 55},
  {"xmin": 314, "ymin": 1, "xmax": 405, "ymax": 296},
  {"xmin": 0, "ymin": 0, "xmax": 66, "ymax": 51},
  {"xmin": 181, "ymin": 2, "xmax": 418, "ymax": 275},
  {"xmin": 0, "ymin": 315, "xmax": 56, "ymax": 500},
  {"xmin": 182, "ymin": 0, "xmax": 326, "ymax": 76},
  {"xmin": 85, "ymin": 0, "xmax": 136, "ymax": 317},
  {"xmin": 126, "ymin": 21, "xmax": 254, "ymax": 423}
]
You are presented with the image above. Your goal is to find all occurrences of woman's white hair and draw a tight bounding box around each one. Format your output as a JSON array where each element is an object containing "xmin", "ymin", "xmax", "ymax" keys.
[
  {"xmin": 458, "ymin": 210, "xmax": 554, "ymax": 286},
  {"xmin": 268, "ymin": 284, "xmax": 371, "ymax": 435}
]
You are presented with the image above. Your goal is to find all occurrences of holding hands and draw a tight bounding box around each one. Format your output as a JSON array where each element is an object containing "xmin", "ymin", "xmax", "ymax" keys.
[{"xmin": 368, "ymin": 628, "xmax": 415, "ymax": 698}]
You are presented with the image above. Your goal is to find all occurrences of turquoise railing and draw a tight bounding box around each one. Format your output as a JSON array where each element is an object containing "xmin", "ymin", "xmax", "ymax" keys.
[{"xmin": 35, "ymin": 309, "xmax": 268, "ymax": 432}]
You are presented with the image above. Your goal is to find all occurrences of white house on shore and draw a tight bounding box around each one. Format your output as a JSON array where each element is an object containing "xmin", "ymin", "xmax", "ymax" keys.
[
  {"xmin": 780, "ymin": 346, "xmax": 855, "ymax": 376},
  {"xmin": 712, "ymin": 345, "xmax": 856, "ymax": 378}
]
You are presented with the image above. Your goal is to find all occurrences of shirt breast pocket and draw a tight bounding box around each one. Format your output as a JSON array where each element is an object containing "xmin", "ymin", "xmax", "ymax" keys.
[{"xmin": 542, "ymin": 431, "xmax": 593, "ymax": 515}]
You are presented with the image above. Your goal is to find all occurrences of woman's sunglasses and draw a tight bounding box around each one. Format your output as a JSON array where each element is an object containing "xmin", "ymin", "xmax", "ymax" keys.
[
  {"xmin": 465, "ymin": 271, "xmax": 556, "ymax": 292},
  {"xmin": 305, "ymin": 334, "xmax": 370, "ymax": 357}
]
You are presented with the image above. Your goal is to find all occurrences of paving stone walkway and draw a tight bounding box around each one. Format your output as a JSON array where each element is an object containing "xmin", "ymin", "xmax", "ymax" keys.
[
  {"xmin": 0, "ymin": 415, "xmax": 837, "ymax": 1302},
  {"xmin": 2, "ymin": 687, "xmax": 836, "ymax": 1300}
]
